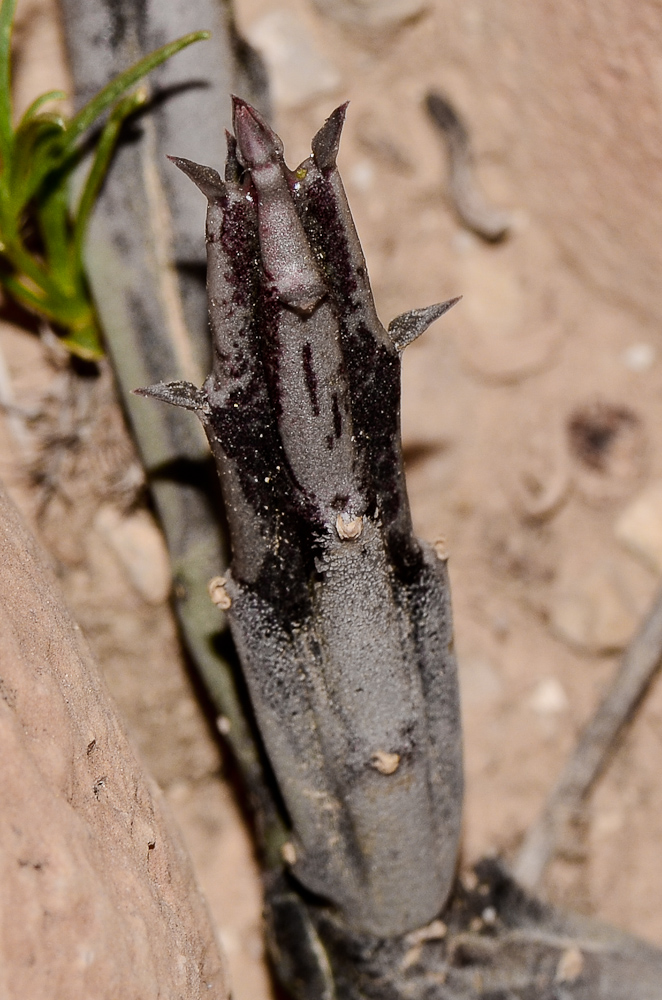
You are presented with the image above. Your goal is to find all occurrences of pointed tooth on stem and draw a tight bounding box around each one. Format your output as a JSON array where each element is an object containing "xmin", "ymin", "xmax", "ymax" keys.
[
  {"xmin": 387, "ymin": 297, "xmax": 462, "ymax": 351},
  {"xmin": 167, "ymin": 156, "xmax": 225, "ymax": 201},
  {"xmin": 134, "ymin": 380, "xmax": 207, "ymax": 412},
  {"xmin": 311, "ymin": 102, "xmax": 349, "ymax": 172},
  {"xmin": 232, "ymin": 95, "xmax": 284, "ymax": 167},
  {"xmin": 231, "ymin": 97, "xmax": 326, "ymax": 312}
]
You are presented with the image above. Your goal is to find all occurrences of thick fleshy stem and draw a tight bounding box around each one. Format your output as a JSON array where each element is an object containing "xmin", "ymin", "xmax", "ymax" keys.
[{"xmin": 139, "ymin": 101, "xmax": 463, "ymax": 939}]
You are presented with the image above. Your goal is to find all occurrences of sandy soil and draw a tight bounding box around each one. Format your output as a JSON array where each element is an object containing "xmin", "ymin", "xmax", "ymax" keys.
[{"xmin": 3, "ymin": 1, "xmax": 662, "ymax": 997}]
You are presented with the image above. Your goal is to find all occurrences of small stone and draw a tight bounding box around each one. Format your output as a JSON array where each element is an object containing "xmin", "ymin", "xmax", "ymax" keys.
[
  {"xmin": 216, "ymin": 715, "xmax": 231, "ymax": 736},
  {"xmin": 400, "ymin": 944, "xmax": 423, "ymax": 970},
  {"xmin": 310, "ymin": 0, "xmax": 428, "ymax": 28},
  {"xmin": 422, "ymin": 919, "xmax": 446, "ymax": 940},
  {"xmin": 549, "ymin": 560, "xmax": 642, "ymax": 654},
  {"xmin": 615, "ymin": 480, "xmax": 662, "ymax": 574},
  {"xmin": 281, "ymin": 841, "xmax": 297, "ymax": 865},
  {"xmin": 622, "ymin": 343, "xmax": 655, "ymax": 372},
  {"xmin": 458, "ymin": 656, "xmax": 503, "ymax": 708},
  {"xmin": 463, "ymin": 871, "xmax": 479, "ymax": 891},
  {"xmin": 505, "ymin": 423, "xmax": 569, "ymax": 519},
  {"xmin": 567, "ymin": 401, "xmax": 647, "ymax": 504},
  {"xmin": 404, "ymin": 918, "xmax": 447, "ymax": 947},
  {"xmin": 457, "ymin": 239, "xmax": 564, "ymax": 382},
  {"xmin": 246, "ymin": 11, "xmax": 340, "ymax": 110},
  {"xmin": 348, "ymin": 159, "xmax": 375, "ymax": 193},
  {"xmin": 555, "ymin": 946, "xmax": 584, "ymax": 983},
  {"xmin": 371, "ymin": 750, "xmax": 400, "ymax": 775},
  {"xmin": 528, "ymin": 677, "xmax": 568, "ymax": 715},
  {"xmin": 94, "ymin": 504, "xmax": 171, "ymax": 604},
  {"xmin": 218, "ymin": 928, "xmax": 240, "ymax": 957},
  {"xmin": 492, "ymin": 615, "xmax": 509, "ymax": 639}
]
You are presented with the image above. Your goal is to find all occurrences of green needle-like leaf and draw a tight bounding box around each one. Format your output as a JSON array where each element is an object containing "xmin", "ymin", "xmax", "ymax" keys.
[
  {"xmin": 71, "ymin": 89, "xmax": 146, "ymax": 273},
  {"xmin": 65, "ymin": 29, "xmax": 210, "ymax": 148},
  {"xmin": 0, "ymin": 0, "xmax": 209, "ymax": 359},
  {"xmin": 0, "ymin": 270, "xmax": 57, "ymax": 318},
  {"xmin": 59, "ymin": 320, "xmax": 103, "ymax": 361},
  {"xmin": 0, "ymin": 0, "xmax": 16, "ymax": 167},
  {"xmin": 11, "ymin": 112, "xmax": 66, "ymax": 207},
  {"xmin": 18, "ymin": 89, "xmax": 67, "ymax": 127},
  {"xmin": 38, "ymin": 177, "xmax": 74, "ymax": 288}
]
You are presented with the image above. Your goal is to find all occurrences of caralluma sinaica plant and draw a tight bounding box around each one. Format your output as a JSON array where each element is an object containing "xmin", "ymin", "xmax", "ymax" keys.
[{"xmin": 140, "ymin": 97, "xmax": 463, "ymax": 939}]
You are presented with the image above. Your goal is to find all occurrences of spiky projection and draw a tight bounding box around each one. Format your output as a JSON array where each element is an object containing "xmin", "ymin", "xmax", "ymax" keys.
[{"xmin": 138, "ymin": 99, "xmax": 462, "ymax": 938}]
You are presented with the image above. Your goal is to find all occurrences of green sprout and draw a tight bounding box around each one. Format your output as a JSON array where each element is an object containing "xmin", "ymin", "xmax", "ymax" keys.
[{"xmin": 0, "ymin": 0, "xmax": 209, "ymax": 359}]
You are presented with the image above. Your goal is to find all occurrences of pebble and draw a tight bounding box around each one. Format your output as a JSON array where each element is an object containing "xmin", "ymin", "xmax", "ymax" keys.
[
  {"xmin": 549, "ymin": 560, "xmax": 641, "ymax": 653},
  {"xmin": 622, "ymin": 342, "xmax": 655, "ymax": 372},
  {"xmin": 555, "ymin": 946, "xmax": 584, "ymax": 984},
  {"xmin": 348, "ymin": 159, "xmax": 376, "ymax": 193},
  {"xmin": 310, "ymin": 0, "xmax": 428, "ymax": 28},
  {"xmin": 615, "ymin": 480, "xmax": 662, "ymax": 574},
  {"xmin": 456, "ymin": 242, "xmax": 564, "ymax": 382},
  {"xmin": 567, "ymin": 400, "xmax": 647, "ymax": 505},
  {"xmin": 246, "ymin": 11, "xmax": 340, "ymax": 110},
  {"xmin": 94, "ymin": 504, "xmax": 171, "ymax": 605},
  {"xmin": 505, "ymin": 423, "xmax": 569, "ymax": 519},
  {"xmin": 458, "ymin": 655, "xmax": 503, "ymax": 707},
  {"xmin": 528, "ymin": 677, "xmax": 568, "ymax": 715}
]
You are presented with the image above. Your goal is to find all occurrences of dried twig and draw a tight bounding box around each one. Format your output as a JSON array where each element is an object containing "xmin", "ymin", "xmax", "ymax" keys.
[
  {"xmin": 425, "ymin": 91, "xmax": 513, "ymax": 242},
  {"xmin": 514, "ymin": 583, "xmax": 662, "ymax": 889}
]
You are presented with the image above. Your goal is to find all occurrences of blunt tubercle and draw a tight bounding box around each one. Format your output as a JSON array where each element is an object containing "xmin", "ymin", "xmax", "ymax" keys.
[
  {"xmin": 167, "ymin": 156, "xmax": 226, "ymax": 202},
  {"xmin": 134, "ymin": 380, "xmax": 208, "ymax": 412},
  {"xmin": 232, "ymin": 97, "xmax": 327, "ymax": 314},
  {"xmin": 387, "ymin": 297, "xmax": 461, "ymax": 351},
  {"xmin": 311, "ymin": 102, "xmax": 349, "ymax": 173}
]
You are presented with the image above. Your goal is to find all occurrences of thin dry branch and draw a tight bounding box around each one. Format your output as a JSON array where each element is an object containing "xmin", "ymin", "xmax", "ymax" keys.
[{"xmin": 514, "ymin": 583, "xmax": 662, "ymax": 889}]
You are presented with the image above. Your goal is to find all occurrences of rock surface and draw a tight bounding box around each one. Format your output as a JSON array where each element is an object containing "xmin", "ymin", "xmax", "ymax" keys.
[
  {"xmin": 0, "ymin": 483, "xmax": 228, "ymax": 1000},
  {"xmin": 616, "ymin": 480, "xmax": 662, "ymax": 574},
  {"xmin": 549, "ymin": 558, "xmax": 647, "ymax": 654},
  {"xmin": 246, "ymin": 10, "xmax": 340, "ymax": 109}
]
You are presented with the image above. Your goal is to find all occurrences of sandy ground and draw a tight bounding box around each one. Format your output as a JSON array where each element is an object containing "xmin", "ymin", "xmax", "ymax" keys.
[{"xmin": 3, "ymin": 1, "xmax": 662, "ymax": 998}]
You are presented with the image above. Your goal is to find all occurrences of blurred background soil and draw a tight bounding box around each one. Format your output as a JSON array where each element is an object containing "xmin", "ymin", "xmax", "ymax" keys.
[{"xmin": 3, "ymin": 1, "xmax": 662, "ymax": 997}]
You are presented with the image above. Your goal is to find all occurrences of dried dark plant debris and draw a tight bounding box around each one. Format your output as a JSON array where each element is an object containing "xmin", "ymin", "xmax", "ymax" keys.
[
  {"xmin": 566, "ymin": 400, "xmax": 647, "ymax": 503},
  {"xmin": 138, "ymin": 103, "xmax": 662, "ymax": 998},
  {"xmin": 425, "ymin": 92, "xmax": 513, "ymax": 243},
  {"xmin": 30, "ymin": 357, "xmax": 144, "ymax": 530},
  {"xmin": 515, "ymin": 581, "xmax": 662, "ymax": 896}
]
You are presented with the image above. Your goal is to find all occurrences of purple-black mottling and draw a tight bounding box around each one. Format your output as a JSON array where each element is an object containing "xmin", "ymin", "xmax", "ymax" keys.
[
  {"xmin": 140, "ymin": 103, "xmax": 464, "ymax": 940},
  {"xmin": 301, "ymin": 341, "xmax": 320, "ymax": 416},
  {"xmin": 331, "ymin": 393, "xmax": 342, "ymax": 439}
]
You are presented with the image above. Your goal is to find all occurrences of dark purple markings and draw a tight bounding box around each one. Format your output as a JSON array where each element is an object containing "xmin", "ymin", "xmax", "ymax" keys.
[
  {"xmin": 331, "ymin": 393, "xmax": 342, "ymax": 439},
  {"xmin": 301, "ymin": 341, "xmax": 320, "ymax": 416}
]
